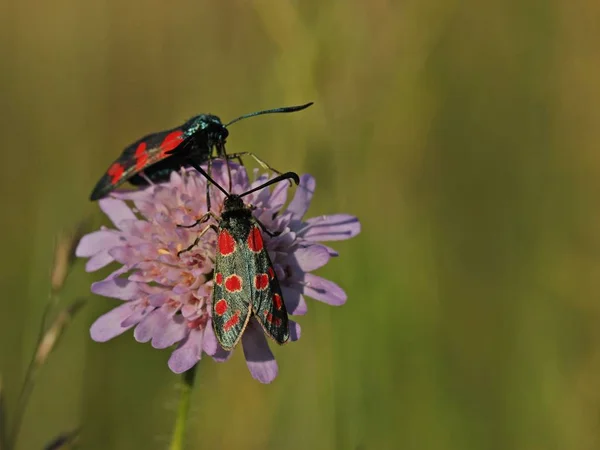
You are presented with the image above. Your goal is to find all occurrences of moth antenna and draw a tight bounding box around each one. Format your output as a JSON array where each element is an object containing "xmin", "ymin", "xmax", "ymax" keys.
[
  {"xmin": 225, "ymin": 102, "xmax": 314, "ymax": 128},
  {"xmin": 239, "ymin": 172, "xmax": 300, "ymax": 199},
  {"xmin": 191, "ymin": 164, "xmax": 230, "ymax": 197}
]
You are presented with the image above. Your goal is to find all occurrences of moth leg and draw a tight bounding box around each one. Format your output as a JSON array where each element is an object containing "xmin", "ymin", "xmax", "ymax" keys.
[
  {"xmin": 188, "ymin": 159, "xmax": 214, "ymax": 212},
  {"xmin": 139, "ymin": 171, "xmax": 154, "ymax": 185},
  {"xmin": 227, "ymin": 152, "xmax": 292, "ymax": 185},
  {"xmin": 227, "ymin": 152, "xmax": 279, "ymax": 173},
  {"xmin": 176, "ymin": 211, "xmax": 218, "ymax": 228},
  {"xmin": 206, "ymin": 158, "xmax": 213, "ymax": 212},
  {"xmin": 220, "ymin": 143, "xmax": 233, "ymax": 193},
  {"xmin": 178, "ymin": 224, "xmax": 218, "ymax": 257}
]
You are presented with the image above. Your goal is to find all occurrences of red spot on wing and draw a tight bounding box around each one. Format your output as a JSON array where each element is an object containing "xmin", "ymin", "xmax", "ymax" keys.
[
  {"xmin": 134, "ymin": 142, "xmax": 148, "ymax": 170},
  {"xmin": 273, "ymin": 293, "xmax": 283, "ymax": 311},
  {"xmin": 107, "ymin": 163, "xmax": 125, "ymax": 185},
  {"xmin": 214, "ymin": 299, "xmax": 228, "ymax": 316},
  {"xmin": 218, "ymin": 230, "xmax": 236, "ymax": 256},
  {"xmin": 215, "ymin": 273, "xmax": 223, "ymax": 285},
  {"xmin": 159, "ymin": 130, "xmax": 184, "ymax": 157},
  {"xmin": 263, "ymin": 311, "xmax": 282, "ymax": 326},
  {"xmin": 135, "ymin": 142, "xmax": 146, "ymax": 156},
  {"xmin": 268, "ymin": 267, "xmax": 275, "ymax": 279},
  {"xmin": 224, "ymin": 310, "xmax": 240, "ymax": 331},
  {"xmin": 225, "ymin": 274, "xmax": 242, "ymax": 292},
  {"xmin": 254, "ymin": 274, "xmax": 269, "ymax": 290},
  {"xmin": 247, "ymin": 226, "xmax": 264, "ymax": 253}
]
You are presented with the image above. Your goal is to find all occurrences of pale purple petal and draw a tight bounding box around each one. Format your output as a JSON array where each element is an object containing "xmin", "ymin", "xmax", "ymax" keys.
[
  {"xmin": 121, "ymin": 304, "xmax": 153, "ymax": 327},
  {"xmin": 168, "ymin": 169, "xmax": 185, "ymax": 188},
  {"xmin": 133, "ymin": 309, "xmax": 163, "ymax": 343},
  {"xmin": 108, "ymin": 246, "xmax": 137, "ymax": 265},
  {"xmin": 321, "ymin": 244, "xmax": 339, "ymax": 257},
  {"xmin": 302, "ymin": 214, "xmax": 361, "ymax": 241},
  {"xmin": 99, "ymin": 198, "xmax": 137, "ymax": 228},
  {"xmin": 90, "ymin": 303, "xmax": 137, "ymax": 342},
  {"xmin": 151, "ymin": 311, "xmax": 187, "ymax": 349},
  {"xmin": 91, "ymin": 278, "xmax": 140, "ymax": 300},
  {"xmin": 287, "ymin": 174, "xmax": 315, "ymax": 219},
  {"xmin": 211, "ymin": 345, "xmax": 232, "ymax": 362},
  {"xmin": 251, "ymin": 177, "xmax": 272, "ymax": 205},
  {"xmin": 282, "ymin": 286, "xmax": 308, "ymax": 315},
  {"xmin": 301, "ymin": 274, "xmax": 347, "ymax": 305},
  {"xmin": 267, "ymin": 180, "xmax": 289, "ymax": 211},
  {"xmin": 85, "ymin": 251, "xmax": 115, "ymax": 272},
  {"xmin": 110, "ymin": 188, "xmax": 151, "ymax": 202},
  {"xmin": 147, "ymin": 292, "xmax": 171, "ymax": 308},
  {"xmin": 293, "ymin": 245, "xmax": 331, "ymax": 272},
  {"xmin": 271, "ymin": 229, "xmax": 296, "ymax": 250},
  {"xmin": 242, "ymin": 321, "xmax": 278, "ymax": 384},
  {"xmin": 168, "ymin": 329, "xmax": 203, "ymax": 373},
  {"xmin": 202, "ymin": 323, "xmax": 218, "ymax": 356},
  {"xmin": 75, "ymin": 230, "xmax": 121, "ymax": 257},
  {"xmin": 289, "ymin": 320, "xmax": 301, "ymax": 341}
]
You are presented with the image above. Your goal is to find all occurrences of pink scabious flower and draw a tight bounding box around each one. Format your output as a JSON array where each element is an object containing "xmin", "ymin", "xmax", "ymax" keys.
[{"xmin": 76, "ymin": 161, "xmax": 360, "ymax": 383}]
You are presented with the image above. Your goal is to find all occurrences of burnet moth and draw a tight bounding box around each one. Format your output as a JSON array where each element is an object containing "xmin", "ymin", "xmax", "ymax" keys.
[
  {"xmin": 89, "ymin": 102, "xmax": 313, "ymax": 201},
  {"xmin": 179, "ymin": 165, "xmax": 299, "ymax": 350}
]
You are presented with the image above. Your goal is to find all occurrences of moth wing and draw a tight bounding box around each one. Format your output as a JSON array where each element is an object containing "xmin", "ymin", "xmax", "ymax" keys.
[
  {"xmin": 89, "ymin": 127, "xmax": 188, "ymax": 200},
  {"xmin": 211, "ymin": 224, "xmax": 254, "ymax": 351},
  {"xmin": 246, "ymin": 225, "xmax": 290, "ymax": 345}
]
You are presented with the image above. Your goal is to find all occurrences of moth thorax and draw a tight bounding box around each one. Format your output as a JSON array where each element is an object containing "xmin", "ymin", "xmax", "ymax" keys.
[
  {"xmin": 223, "ymin": 195, "xmax": 245, "ymax": 212},
  {"xmin": 198, "ymin": 115, "xmax": 228, "ymax": 148}
]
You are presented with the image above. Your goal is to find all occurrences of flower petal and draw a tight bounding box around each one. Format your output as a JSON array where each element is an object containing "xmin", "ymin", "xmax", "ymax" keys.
[
  {"xmin": 99, "ymin": 198, "xmax": 137, "ymax": 228},
  {"xmin": 202, "ymin": 322, "xmax": 218, "ymax": 356},
  {"xmin": 211, "ymin": 345, "xmax": 232, "ymax": 362},
  {"xmin": 287, "ymin": 174, "xmax": 315, "ymax": 219},
  {"xmin": 108, "ymin": 246, "xmax": 137, "ymax": 265},
  {"xmin": 293, "ymin": 245, "xmax": 331, "ymax": 272},
  {"xmin": 302, "ymin": 214, "xmax": 361, "ymax": 241},
  {"xmin": 85, "ymin": 250, "xmax": 115, "ymax": 272},
  {"xmin": 267, "ymin": 180, "xmax": 289, "ymax": 211},
  {"xmin": 91, "ymin": 278, "xmax": 140, "ymax": 300},
  {"xmin": 321, "ymin": 244, "xmax": 339, "ymax": 257},
  {"xmin": 281, "ymin": 286, "xmax": 308, "ymax": 315},
  {"xmin": 121, "ymin": 304, "xmax": 153, "ymax": 327},
  {"xmin": 289, "ymin": 320, "xmax": 301, "ymax": 341},
  {"xmin": 168, "ymin": 329, "xmax": 203, "ymax": 373},
  {"xmin": 242, "ymin": 321, "xmax": 278, "ymax": 384},
  {"xmin": 301, "ymin": 274, "xmax": 347, "ymax": 305},
  {"xmin": 90, "ymin": 303, "xmax": 137, "ymax": 342},
  {"xmin": 133, "ymin": 309, "xmax": 163, "ymax": 343},
  {"xmin": 75, "ymin": 230, "xmax": 121, "ymax": 257},
  {"xmin": 151, "ymin": 310, "xmax": 187, "ymax": 349}
]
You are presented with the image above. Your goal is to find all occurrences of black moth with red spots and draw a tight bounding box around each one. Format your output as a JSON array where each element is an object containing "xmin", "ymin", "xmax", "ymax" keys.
[
  {"xmin": 89, "ymin": 103, "xmax": 313, "ymax": 201},
  {"xmin": 181, "ymin": 166, "xmax": 299, "ymax": 350}
]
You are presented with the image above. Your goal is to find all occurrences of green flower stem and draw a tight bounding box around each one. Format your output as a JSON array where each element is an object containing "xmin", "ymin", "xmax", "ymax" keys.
[{"xmin": 168, "ymin": 365, "xmax": 198, "ymax": 450}]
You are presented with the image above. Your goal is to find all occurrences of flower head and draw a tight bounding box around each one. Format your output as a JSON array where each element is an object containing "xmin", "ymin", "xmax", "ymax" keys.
[{"xmin": 76, "ymin": 161, "xmax": 360, "ymax": 383}]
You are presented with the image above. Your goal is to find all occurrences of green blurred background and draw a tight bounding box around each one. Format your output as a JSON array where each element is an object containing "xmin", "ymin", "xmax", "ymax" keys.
[{"xmin": 1, "ymin": 0, "xmax": 599, "ymax": 449}]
